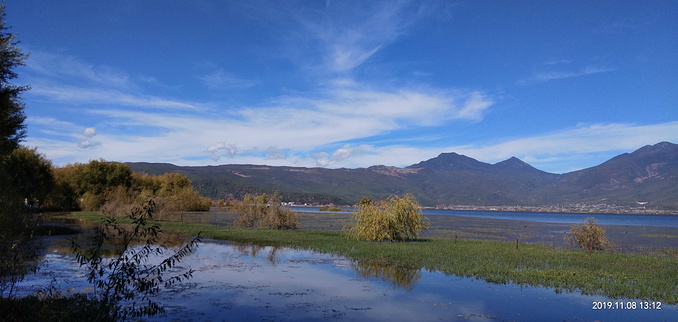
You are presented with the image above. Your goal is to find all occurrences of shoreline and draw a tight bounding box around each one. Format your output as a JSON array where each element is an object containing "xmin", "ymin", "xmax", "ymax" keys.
[{"xmin": 287, "ymin": 204, "xmax": 678, "ymax": 215}]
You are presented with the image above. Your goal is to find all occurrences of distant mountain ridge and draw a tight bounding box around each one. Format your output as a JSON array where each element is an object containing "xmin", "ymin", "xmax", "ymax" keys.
[{"xmin": 127, "ymin": 142, "xmax": 678, "ymax": 210}]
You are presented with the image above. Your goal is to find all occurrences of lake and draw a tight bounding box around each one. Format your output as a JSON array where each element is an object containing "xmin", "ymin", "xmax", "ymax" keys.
[
  {"xmin": 290, "ymin": 207, "xmax": 678, "ymax": 252},
  {"xmin": 15, "ymin": 238, "xmax": 678, "ymax": 321},
  {"xmin": 291, "ymin": 206, "xmax": 678, "ymax": 228}
]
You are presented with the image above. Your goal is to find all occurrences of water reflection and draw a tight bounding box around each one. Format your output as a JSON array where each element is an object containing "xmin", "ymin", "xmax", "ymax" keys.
[
  {"xmin": 351, "ymin": 260, "xmax": 422, "ymax": 291},
  {"xmin": 231, "ymin": 243, "xmax": 422, "ymax": 290},
  {"xmin": 14, "ymin": 238, "xmax": 678, "ymax": 321},
  {"xmin": 233, "ymin": 243, "xmax": 281, "ymax": 265}
]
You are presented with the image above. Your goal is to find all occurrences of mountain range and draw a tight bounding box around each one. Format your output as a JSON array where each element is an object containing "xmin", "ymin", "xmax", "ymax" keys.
[{"xmin": 127, "ymin": 142, "xmax": 678, "ymax": 210}]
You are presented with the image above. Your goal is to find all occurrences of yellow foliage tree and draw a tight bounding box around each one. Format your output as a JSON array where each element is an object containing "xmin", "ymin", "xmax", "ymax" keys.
[
  {"xmin": 566, "ymin": 217, "xmax": 613, "ymax": 250},
  {"xmin": 344, "ymin": 194, "xmax": 428, "ymax": 241},
  {"xmin": 233, "ymin": 191, "xmax": 299, "ymax": 229}
]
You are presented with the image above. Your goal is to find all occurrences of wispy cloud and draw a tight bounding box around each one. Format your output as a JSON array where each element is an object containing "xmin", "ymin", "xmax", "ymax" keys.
[
  {"xmin": 25, "ymin": 52, "xmax": 202, "ymax": 111},
  {"xmin": 312, "ymin": 144, "xmax": 363, "ymax": 167},
  {"xmin": 294, "ymin": 1, "xmax": 426, "ymax": 73},
  {"xmin": 532, "ymin": 66, "xmax": 615, "ymax": 82},
  {"xmin": 198, "ymin": 70, "xmax": 259, "ymax": 90},
  {"xmin": 27, "ymin": 52, "xmax": 132, "ymax": 89},
  {"xmin": 30, "ymin": 84, "xmax": 201, "ymax": 111},
  {"xmin": 520, "ymin": 65, "xmax": 615, "ymax": 85}
]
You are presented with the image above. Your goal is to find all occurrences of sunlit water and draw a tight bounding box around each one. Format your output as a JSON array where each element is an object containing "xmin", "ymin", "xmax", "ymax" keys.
[{"xmin": 14, "ymin": 238, "xmax": 678, "ymax": 321}]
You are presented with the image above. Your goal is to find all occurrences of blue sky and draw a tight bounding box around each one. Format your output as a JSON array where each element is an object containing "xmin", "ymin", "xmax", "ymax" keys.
[{"xmin": 7, "ymin": 1, "xmax": 678, "ymax": 173}]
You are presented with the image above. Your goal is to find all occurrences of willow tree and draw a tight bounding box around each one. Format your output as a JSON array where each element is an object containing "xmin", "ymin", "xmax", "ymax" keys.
[{"xmin": 343, "ymin": 194, "xmax": 429, "ymax": 242}]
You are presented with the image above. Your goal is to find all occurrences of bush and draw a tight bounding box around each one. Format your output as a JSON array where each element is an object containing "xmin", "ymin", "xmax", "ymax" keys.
[
  {"xmin": 566, "ymin": 217, "xmax": 613, "ymax": 250},
  {"xmin": 343, "ymin": 194, "xmax": 428, "ymax": 242},
  {"xmin": 72, "ymin": 200, "xmax": 201, "ymax": 320},
  {"xmin": 233, "ymin": 192, "xmax": 299, "ymax": 229},
  {"xmin": 319, "ymin": 206, "xmax": 342, "ymax": 212}
]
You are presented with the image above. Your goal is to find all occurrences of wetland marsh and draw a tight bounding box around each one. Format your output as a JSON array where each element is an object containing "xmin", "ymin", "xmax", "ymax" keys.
[{"xmin": 12, "ymin": 209, "xmax": 678, "ymax": 320}]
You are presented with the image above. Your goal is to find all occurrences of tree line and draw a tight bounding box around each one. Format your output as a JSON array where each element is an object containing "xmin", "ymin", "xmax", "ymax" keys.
[{"xmin": 47, "ymin": 159, "xmax": 211, "ymax": 216}]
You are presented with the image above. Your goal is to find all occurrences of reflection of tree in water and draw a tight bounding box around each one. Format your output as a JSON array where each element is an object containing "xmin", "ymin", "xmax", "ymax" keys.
[
  {"xmin": 64, "ymin": 228, "xmax": 191, "ymax": 258},
  {"xmin": 234, "ymin": 243, "xmax": 281, "ymax": 266},
  {"xmin": 351, "ymin": 260, "xmax": 422, "ymax": 291}
]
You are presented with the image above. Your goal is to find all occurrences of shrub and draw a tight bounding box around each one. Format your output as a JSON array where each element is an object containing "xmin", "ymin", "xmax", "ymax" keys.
[
  {"xmin": 72, "ymin": 199, "xmax": 201, "ymax": 320},
  {"xmin": 343, "ymin": 194, "xmax": 428, "ymax": 242},
  {"xmin": 233, "ymin": 192, "xmax": 299, "ymax": 229},
  {"xmin": 319, "ymin": 206, "xmax": 342, "ymax": 212},
  {"xmin": 566, "ymin": 217, "xmax": 613, "ymax": 250}
]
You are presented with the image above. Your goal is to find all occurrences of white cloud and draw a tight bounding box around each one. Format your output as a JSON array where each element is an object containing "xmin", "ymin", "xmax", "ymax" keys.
[
  {"xmin": 83, "ymin": 127, "xmax": 97, "ymax": 138},
  {"xmin": 78, "ymin": 139, "xmax": 102, "ymax": 149},
  {"xmin": 313, "ymin": 145, "xmax": 362, "ymax": 167},
  {"xmin": 266, "ymin": 147, "xmax": 287, "ymax": 160},
  {"xmin": 27, "ymin": 117, "xmax": 678, "ymax": 173},
  {"xmin": 207, "ymin": 142, "xmax": 239, "ymax": 157},
  {"xmin": 24, "ymin": 50, "xmax": 674, "ymax": 174}
]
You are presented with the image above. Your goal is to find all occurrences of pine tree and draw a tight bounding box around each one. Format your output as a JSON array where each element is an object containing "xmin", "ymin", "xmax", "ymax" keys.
[{"xmin": 0, "ymin": 2, "xmax": 29, "ymax": 156}]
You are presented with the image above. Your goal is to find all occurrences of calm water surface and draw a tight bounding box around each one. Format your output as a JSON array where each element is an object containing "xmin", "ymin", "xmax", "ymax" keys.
[
  {"xmin": 291, "ymin": 206, "xmax": 678, "ymax": 228},
  {"xmin": 15, "ymin": 238, "xmax": 678, "ymax": 321}
]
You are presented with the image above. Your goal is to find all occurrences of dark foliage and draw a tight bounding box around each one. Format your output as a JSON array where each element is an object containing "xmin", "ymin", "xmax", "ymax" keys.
[
  {"xmin": 0, "ymin": 2, "xmax": 29, "ymax": 156},
  {"xmin": 0, "ymin": 294, "xmax": 114, "ymax": 322}
]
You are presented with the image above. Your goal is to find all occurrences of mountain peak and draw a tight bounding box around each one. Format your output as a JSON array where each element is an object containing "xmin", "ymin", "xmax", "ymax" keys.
[
  {"xmin": 493, "ymin": 156, "xmax": 551, "ymax": 175},
  {"xmin": 494, "ymin": 156, "xmax": 528, "ymax": 169},
  {"xmin": 407, "ymin": 152, "xmax": 490, "ymax": 171},
  {"xmin": 632, "ymin": 141, "xmax": 678, "ymax": 157}
]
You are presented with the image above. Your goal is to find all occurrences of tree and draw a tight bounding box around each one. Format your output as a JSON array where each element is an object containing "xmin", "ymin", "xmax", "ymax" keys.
[
  {"xmin": 233, "ymin": 191, "xmax": 299, "ymax": 229},
  {"xmin": 343, "ymin": 194, "xmax": 429, "ymax": 242},
  {"xmin": 0, "ymin": 2, "xmax": 29, "ymax": 156},
  {"xmin": 50, "ymin": 160, "xmax": 133, "ymax": 211},
  {"xmin": 566, "ymin": 217, "xmax": 613, "ymax": 250},
  {"xmin": 0, "ymin": 2, "xmax": 36, "ymax": 299},
  {"xmin": 5, "ymin": 147, "xmax": 54, "ymax": 207},
  {"xmin": 0, "ymin": 172, "xmax": 36, "ymax": 298},
  {"xmin": 72, "ymin": 200, "xmax": 201, "ymax": 319}
]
